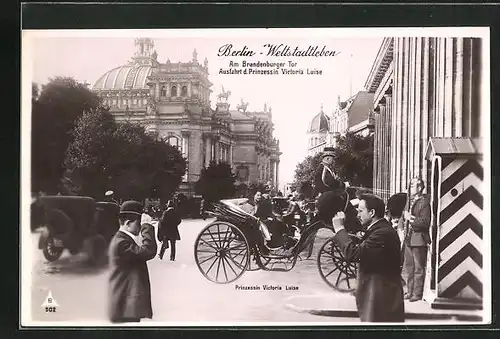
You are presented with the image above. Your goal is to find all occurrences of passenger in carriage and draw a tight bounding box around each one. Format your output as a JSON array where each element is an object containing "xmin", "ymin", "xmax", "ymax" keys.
[
  {"xmin": 252, "ymin": 191, "xmax": 274, "ymax": 220},
  {"xmin": 282, "ymin": 191, "xmax": 306, "ymax": 227}
]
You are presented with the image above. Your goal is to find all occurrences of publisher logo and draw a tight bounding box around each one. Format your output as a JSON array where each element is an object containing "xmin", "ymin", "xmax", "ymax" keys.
[{"xmin": 41, "ymin": 290, "xmax": 58, "ymax": 313}]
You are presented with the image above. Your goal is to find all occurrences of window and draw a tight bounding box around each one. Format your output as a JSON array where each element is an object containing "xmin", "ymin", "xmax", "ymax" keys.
[
  {"xmin": 181, "ymin": 86, "xmax": 188, "ymax": 97},
  {"xmin": 171, "ymin": 86, "xmax": 177, "ymax": 97},
  {"xmin": 167, "ymin": 136, "xmax": 182, "ymax": 153},
  {"xmin": 161, "ymin": 86, "xmax": 167, "ymax": 97}
]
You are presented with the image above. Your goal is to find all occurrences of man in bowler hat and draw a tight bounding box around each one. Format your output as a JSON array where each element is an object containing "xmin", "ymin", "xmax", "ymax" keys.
[
  {"xmin": 332, "ymin": 194, "xmax": 405, "ymax": 322},
  {"xmin": 107, "ymin": 201, "xmax": 157, "ymax": 323}
]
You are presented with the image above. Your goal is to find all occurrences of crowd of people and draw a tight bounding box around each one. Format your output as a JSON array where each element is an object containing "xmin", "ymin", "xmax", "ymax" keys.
[{"xmin": 104, "ymin": 143, "xmax": 431, "ymax": 324}]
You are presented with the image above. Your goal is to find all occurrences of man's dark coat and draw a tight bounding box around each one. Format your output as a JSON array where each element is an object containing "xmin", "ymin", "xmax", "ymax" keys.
[
  {"xmin": 334, "ymin": 218, "xmax": 405, "ymax": 322},
  {"xmin": 107, "ymin": 224, "xmax": 157, "ymax": 322}
]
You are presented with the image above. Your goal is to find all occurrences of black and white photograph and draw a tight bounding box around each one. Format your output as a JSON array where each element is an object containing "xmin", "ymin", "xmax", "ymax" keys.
[{"xmin": 20, "ymin": 27, "xmax": 491, "ymax": 326}]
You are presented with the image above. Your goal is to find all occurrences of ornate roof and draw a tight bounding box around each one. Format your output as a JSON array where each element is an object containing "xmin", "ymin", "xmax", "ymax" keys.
[
  {"xmin": 308, "ymin": 106, "xmax": 330, "ymax": 133},
  {"xmin": 93, "ymin": 65, "xmax": 153, "ymax": 90}
]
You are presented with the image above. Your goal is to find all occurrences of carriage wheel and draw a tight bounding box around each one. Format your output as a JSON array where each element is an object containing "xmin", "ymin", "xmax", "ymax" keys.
[
  {"xmin": 194, "ymin": 221, "xmax": 250, "ymax": 284},
  {"xmin": 317, "ymin": 237, "xmax": 358, "ymax": 292}
]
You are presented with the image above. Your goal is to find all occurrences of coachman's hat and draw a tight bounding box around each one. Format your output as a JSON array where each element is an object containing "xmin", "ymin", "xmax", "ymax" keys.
[
  {"xmin": 321, "ymin": 147, "xmax": 335, "ymax": 158},
  {"xmin": 119, "ymin": 200, "xmax": 143, "ymax": 216}
]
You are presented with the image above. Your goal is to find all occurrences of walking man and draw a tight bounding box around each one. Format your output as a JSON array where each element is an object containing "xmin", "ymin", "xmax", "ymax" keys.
[
  {"xmin": 107, "ymin": 201, "xmax": 157, "ymax": 323},
  {"xmin": 332, "ymin": 194, "xmax": 405, "ymax": 322},
  {"xmin": 158, "ymin": 200, "xmax": 182, "ymax": 261},
  {"xmin": 403, "ymin": 177, "xmax": 431, "ymax": 302}
]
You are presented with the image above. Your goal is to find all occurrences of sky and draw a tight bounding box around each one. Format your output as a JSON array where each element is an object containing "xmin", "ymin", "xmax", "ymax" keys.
[{"xmin": 23, "ymin": 29, "xmax": 385, "ymax": 188}]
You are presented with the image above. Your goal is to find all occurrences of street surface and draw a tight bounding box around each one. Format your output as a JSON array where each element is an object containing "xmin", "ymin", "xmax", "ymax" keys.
[
  {"xmin": 28, "ymin": 218, "xmax": 359, "ymax": 325},
  {"xmin": 26, "ymin": 218, "xmax": 460, "ymax": 325}
]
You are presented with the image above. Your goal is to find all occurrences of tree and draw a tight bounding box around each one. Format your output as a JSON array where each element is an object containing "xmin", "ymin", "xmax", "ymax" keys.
[
  {"xmin": 291, "ymin": 153, "xmax": 322, "ymax": 198},
  {"xmin": 31, "ymin": 77, "xmax": 102, "ymax": 194},
  {"xmin": 331, "ymin": 132, "xmax": 373, "ymax": 188},
  {"xmin": 195, "ymin": 161, "xmax": 236, "ymax": 203},
  {"xmin": 64, "ymin": 109, "xmax": 187, "ymax": 201},
  {"xmin": 291, "ymin": 131, "xmax": 373, "ymax": 196}
]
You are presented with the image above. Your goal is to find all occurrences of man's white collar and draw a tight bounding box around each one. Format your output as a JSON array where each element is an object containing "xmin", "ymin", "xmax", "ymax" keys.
[{"xmin": 120, "ymin": 229, "xmax": 136, "ymax": 241}]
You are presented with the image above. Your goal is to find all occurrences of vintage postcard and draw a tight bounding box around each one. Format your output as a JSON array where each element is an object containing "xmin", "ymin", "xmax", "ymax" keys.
[{"xmin": 21, "ymin": 28, "xmax": 491, "ymax": 326}]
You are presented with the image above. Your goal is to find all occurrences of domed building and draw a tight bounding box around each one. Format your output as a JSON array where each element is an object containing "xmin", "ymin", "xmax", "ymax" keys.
[
  {"xmin": 92, "ymin": 38, "xmax": 281, "ymax": 196},
  {"xmin": 307, "ymin": 105, "xmax": 330, "ymax": 156}
]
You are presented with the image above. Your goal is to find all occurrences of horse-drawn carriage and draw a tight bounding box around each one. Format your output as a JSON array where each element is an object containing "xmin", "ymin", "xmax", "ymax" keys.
[
  {"xmin": 36, "ymin": 195, "xmax": 120, "ymax": 263},
  {"xmin": 194, "ymin": 193, "xmax": 363, "ymax": 292}
]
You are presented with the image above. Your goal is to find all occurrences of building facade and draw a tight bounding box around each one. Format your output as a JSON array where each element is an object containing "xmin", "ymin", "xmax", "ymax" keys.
[
  {"xmin": 306, "ymin": 106, "xmax": 330, "ymax": 157},
  {"xmin": 92, "ymin": 38, "xmax": 281, "ymax": 196},
  {"xmin": 364, "ymin": 37, "xmax": 483, "ymax": 201},
  {"xmin": 328, "ymin": 91, "xmax": 375, "ymax": 147}
]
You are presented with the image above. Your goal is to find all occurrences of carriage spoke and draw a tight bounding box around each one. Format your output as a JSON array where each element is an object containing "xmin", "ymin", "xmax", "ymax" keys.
[
  {"xmin": 227, "ymin": 251, "xmax": 247, "ymax": 270},
  {"xmin": 335, "ymin": 268, "xmax": 342, "ymax": 286},
  {"xmin": 198, "ymin": 252, "xmax": 218, "ymax": 265},
  {"xmin": 222, "ymin": 255, "xmax": 239, "ymax": 276},
  {"xmin": 324, "ymin": 265, "xmax": 339, "ymax": 278},
  {"xmin": 217, "ymin": 224, "xmax": 222, "ymax": 244},
  {"xmin": 207, "ymin": 229, "xmax": 221, "ymax": 250},
  {"xmin": 215, "ymin": 256, "xmax": 222, "ymax": 282},
  {"xmin": 220, "ymin": 254, "xmax": 229, "ymax": 281},
  {"xmin": 198, "ymin": 237, "xmax": 219, "ymax": 251},
  {"xmin": 204, "ymin": 255, "xmax": 219, "ymax": 276},
  {"xmin": 197, "ymin": 249, "xmax": 217, "ymax": 253}
]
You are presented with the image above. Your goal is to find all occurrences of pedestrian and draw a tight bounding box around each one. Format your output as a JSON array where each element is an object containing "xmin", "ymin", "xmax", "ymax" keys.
[
  {"xmin": 200, "ymin": 198, "xmax": 206, "ymax": 220},
  {"xmin": 332, "ymin": 193, "xmax": 405, "ymax": 322},
  {"xmin": 402, "ymin": 177, "xmax": 431, "ymax": 302},
  {"xmin": 104, "ymin": 190, "xmax": 119, "ymax": 205},
  {"xmin": 158, "ymin": 200, "xmax": 182, "ymax": 261},
  {"xmin": 107, "ymin": 201, "xmax": 157, "ymax": 323},
  {"xmin": 386, "ymin": 192, "xmax": 409, "ymax": 248}
]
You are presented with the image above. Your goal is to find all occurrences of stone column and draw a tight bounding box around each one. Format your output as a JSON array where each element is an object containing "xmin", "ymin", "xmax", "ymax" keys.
[
  {"xmin": 384, "ymin": 93, "xmax": 393, "ymax": 199},
  {"xmin": 181, "ymin": 131, "xmax": 190, "ymax": 159},
  {"xmin": 229, "ymin": 143, "xmax": 233, "ymax": 166},
  {"xmin": 204, "ymin": 136, "xmax": 211, "ymax": 167},
  {"xmin": 166, "ymin": 82, "xmax": 171, "ymax": 97},
  {"xmin": 275, "ymin": 161, "xmax": 280, "ymax": 191},
  {"xmin": 214, "ymin": 137, "xmax": 220, "ymax": 163},
  {"xmin": 373, "ymin": 109, "xmax": 380, "ymax": 196},
  {"xmin": 155, "ymin": 81, "xmax": 160, "ymax": 99},
  {"xmin": 188, "ymin": 82, "xmax": 192, "ymax": 98}
]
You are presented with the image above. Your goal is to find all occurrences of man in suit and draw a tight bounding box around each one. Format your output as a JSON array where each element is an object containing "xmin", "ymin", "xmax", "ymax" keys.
[
  {"xmin": 332, "ymin": 194, "xmax": 405, "ymax": 322},
  {"xmin": 158, "ymin": 200, "xmax": 182, "ymax": 261},
  {"xmin": 107, "ymin": 201, "xmax": 157, "ymax": 323},
  {"xmin": 402, "ymin": 177, "xmax": 431, "ymax": 302}
]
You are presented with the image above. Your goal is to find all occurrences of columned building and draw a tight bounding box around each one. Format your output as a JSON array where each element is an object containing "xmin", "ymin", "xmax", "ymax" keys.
[
  {"xmin": 365, "ymin": 37, "xmax": 483, "ymax": 201},
  {"xmin": 92, "ymin": 38, "xmax": 281, "ymax": 196}
]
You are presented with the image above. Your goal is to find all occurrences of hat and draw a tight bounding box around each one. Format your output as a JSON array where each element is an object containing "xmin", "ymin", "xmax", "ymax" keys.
[
  {"xmin": 105, "ymin": 190, "xmax": 114, "ymax": 197},
  {"xmin": 119, "ymin": 200, "xmax": 143, "ymax": 216},
  {"xmin": 321, "ymin": 147, "xmax": 335, "ymax": 158}
]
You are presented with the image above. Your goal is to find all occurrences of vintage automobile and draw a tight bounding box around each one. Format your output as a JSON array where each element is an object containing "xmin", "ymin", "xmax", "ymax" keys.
[
  {"xmin": 37, "ymin": 196, "xmax": 119, "ymax": 263},
  {"xmin": 194, "ymin": 194, "xmax": 363, "ymax": 292}
]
